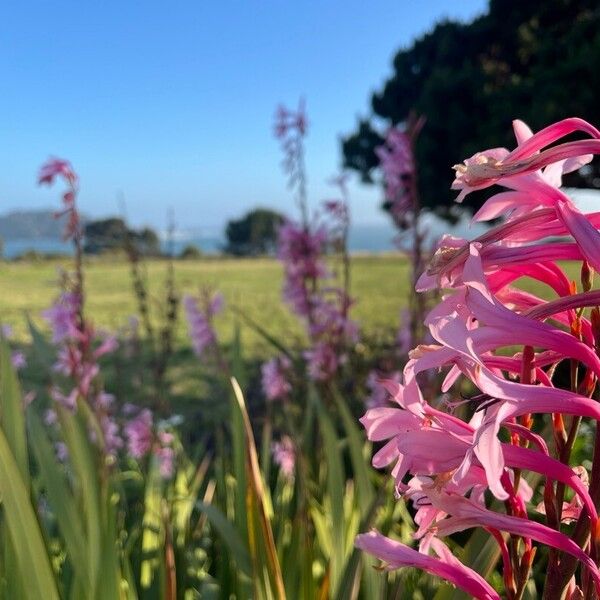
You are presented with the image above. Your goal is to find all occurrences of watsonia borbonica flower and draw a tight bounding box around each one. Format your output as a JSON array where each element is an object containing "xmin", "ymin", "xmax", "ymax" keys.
[{"xmin": 357, "ymin": 117, "xmax": 600, "ymax": 598}]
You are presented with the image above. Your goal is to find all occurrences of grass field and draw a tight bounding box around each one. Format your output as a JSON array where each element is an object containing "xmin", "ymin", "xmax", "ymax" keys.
[
  {"xmin": 0, "ymin": 252, "xmax": 587, "ymax": 427},
  {"xmin": 0, "ymin": 254, "xmax": 411, "ymax": 356}
]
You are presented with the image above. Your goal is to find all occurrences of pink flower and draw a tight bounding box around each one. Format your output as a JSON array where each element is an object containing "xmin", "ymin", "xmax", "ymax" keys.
[
  {"xmin": 261, "ymin": 356, "xmax": 292, "ymax": 401},
  {"xmin": 38, "ymin": 158, "xmax": 78, "ymax": 187},
  {"xmin": 23, "ymin": 391, "xmax": 36, "ymax": 407},
  {"xmin": 101, "ymin": 415, "xmax": 123, "ymax": 457},
  {"xmin": 365, "ymin": 370, "xmax": 401, "ymax": 409},
  {"xmin": 375, "ymin": 127, "xmax": 414, "ymax": 201},
  {"xmin": 405, "ymin": 480, "xmax": 600, "ymax": 591},
  {"xmin": 93, "ymin": 333, "xmax": 118, "ymax": 359},
  {"xmin": 95, "ymin": 391, "xmax": 115, "ymax": 410},
  {"xmin": 357, "ymin": 116, "xmax": 600, "ymax": 594},
  {"xmin": 50, "ymin": 386, "xmax": 78, "ymax": 411},
  {"xmin": 273, "ymin": 100, "xmax": 307, "ymax": 140},
  {"xmin": 452, "ymin": 119, "xmax": 600, "ymax": 275},
  {"xmin": 304, "ymin": 341, "xmax": 340, "ymax": 381},
  {"xmin": 273, "ymin": 99, "xmax": 308, "ymax": 190},
  {"xmin": 42, "ymin": 292, "xmax": 80, "ymax": 343},
  {"xmin": 11, "ymin": 351, "xmax": 26, "ymax": 370},
  {"xmin": 44, "ymin": 409, "xmax": 58, "ymax": 426},
  {"xmin": 155, "ymin": 444, "xmax": 175, "ymax": 479},
  {"xmin": 124, "ymin": 408, "xmax": 153, "ymax": 459},
  {"xmin": 272, "ymin": 436, "xmax": 295, "ymax": 479},
  {"xmin": 55, "ymin": 442, "xmax": 68, "ymax": 463},
  {"xmin": 356, "ymin": 531, "xmax": 500, "ymax": 600},
  {"xmin": 452, "ymin": 118, "xmax": 600, "ymax": 202},
  {"xmin": 183, "ymin": 292, "xmax": 223, "ymax": 357},
  {"xmin": 38, "ymin": 158, "xmax": 81, "ymax": 240}
]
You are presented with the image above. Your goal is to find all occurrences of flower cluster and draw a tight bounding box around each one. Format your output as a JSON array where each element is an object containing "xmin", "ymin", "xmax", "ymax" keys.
[
  {"xmin": 38, "ymin": 159, "xmax": 128, "ymax": 459},
  {"xmin": 1, "ymin": 325, "xmax": 27, "ymax": 371},
  {"xmin": 263, "ymin": 102, "xmax": 358, "ymax": 384},
  {"xmin": 375, "ymin": 117, "xmax": 430, "ymax": 350},
  {"xmin": 358, "ymin": 118, "xmax": 600, "ymax": 598},
  {"xmin": 38, "ymin": 158, "xmax": 81, "ymax": 241},
  {"xmin": 277, "ymin": 220, "xmax": 329, "ymax": 317},
  {"xmin": 124, "ymin": 405, "xmax": 175, "ymax": 478},
  {"xmin": 261, "ymin": 356, "xmax": 292, "ymax": 401},
  {"xmin": 272, "ymin": 435, "xmax": 296, "ymax": 480},
  {"xmin": 273, "ymin": 99, "xmax": 308, "ymax": 192},
  {"xmin": 36, "ymin": 159, "xmax": 180, "ymax": 475},
  {"xmin": 183, "ymin": 291, "xmax": 223, "ymax": 358},
  {"xmin": 276, "ymin": 218, "xmax": 358, "ymax": 381},
  {"xmin": 269, "ymin": 103, "xmax": 359, "ymax": 384},
  {"xmin": 43, "ymin": 292, "xmax": 124, "ymax": 456},
  {"xmin": 375, "ymin": 127, "xmax": 414, "ymax": 217}
]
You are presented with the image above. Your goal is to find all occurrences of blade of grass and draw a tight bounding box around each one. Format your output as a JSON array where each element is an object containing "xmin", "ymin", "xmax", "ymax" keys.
[
  {"xmin": 230, "ymin": 305, "xmax": 294, "ymax": 359},
  {"xmin": 229, "ymin": 323, "xmax": 248, "ymax": 548},
  {"xmin": 231, "ymin": 377, "xmax": 286, "ymax": 599},
  {"xmin": 330, "ymin": 383, "xmax": 374, "ymax": 515},
  {"xmin": 315, "ymin": 394, "xmax": 346, "ymax": 596}
]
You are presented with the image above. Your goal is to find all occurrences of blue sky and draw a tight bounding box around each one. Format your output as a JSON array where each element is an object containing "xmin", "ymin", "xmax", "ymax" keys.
[{"xmin": 0, "ymin": 1, "xmax": 486, "ymax": 232}]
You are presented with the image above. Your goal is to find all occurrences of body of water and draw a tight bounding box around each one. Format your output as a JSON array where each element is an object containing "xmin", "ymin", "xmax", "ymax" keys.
[
  {"xmin": 1, "ymin": 216, "xmax": 492, "ymax": 259},
  {"xmin": 2, "ymin": 224, "xmax": 400, "ymax": 258}
]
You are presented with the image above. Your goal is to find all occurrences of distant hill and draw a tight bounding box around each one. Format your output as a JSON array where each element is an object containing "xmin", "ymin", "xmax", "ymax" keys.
[{"xmin": 0, "ymin": 209, "xmax": 71, "ymax": 240}]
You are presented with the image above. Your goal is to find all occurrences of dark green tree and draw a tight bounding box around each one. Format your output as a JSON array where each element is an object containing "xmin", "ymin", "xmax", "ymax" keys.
[
  {"xmin": 134, "ymin": 227, "xmax": 161, "ymax": 256},
  {"xmin": 179, "ymin": 244, "xmax": 203, "ymax": 259},
  {"xmin": 84, "ymin": 218, "xmax": 161, "ymax": 256},
  {"xmin": 342, "ymin": 0, "xmax": 600, "ymax": 218},
  {"xmin": 224, "ymin": 208, "xmax": 285, "ymax": 256}
]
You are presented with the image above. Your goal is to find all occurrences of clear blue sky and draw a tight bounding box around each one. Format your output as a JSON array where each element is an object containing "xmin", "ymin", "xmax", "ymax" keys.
[{"xmin": 0, "ymin": 1, "xmax": 486, "ymax": 233}]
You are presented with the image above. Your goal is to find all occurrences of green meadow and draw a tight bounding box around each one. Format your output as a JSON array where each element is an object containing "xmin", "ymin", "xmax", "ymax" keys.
[
  {"xmin": 0, "ymin": 254, "xmax": 411, "ymax": 355},
  {"xmin": 0, "ymin": 253, "xmax": 584, "ymax": 353}
]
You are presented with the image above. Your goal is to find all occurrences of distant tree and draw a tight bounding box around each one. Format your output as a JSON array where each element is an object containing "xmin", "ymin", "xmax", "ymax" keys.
[
  {"xmin": 179, "ymin": 244, "xmax": 203, "ymax": 259},
  {"xmin": 224, "ymin": 208, "xmax": 285, "ymax": 256},
  {"xmin": 342, "ymin": 0, "xmax": 600, "ymax": 219},
  {"xmin": 134, "ymin": 227, "xmax": 161, "ymax": 256},
  {"xmin": 84, "ymin": 218, "xmax": 128, "ymax": 254},
  {"xmin": 84, "ymin": 218, "xmax": 161, "ymax": 256}
]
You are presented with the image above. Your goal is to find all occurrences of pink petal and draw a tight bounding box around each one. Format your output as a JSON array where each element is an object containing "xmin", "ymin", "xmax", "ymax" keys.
[{"xmin": 355, "ymin": 531, "xmax": 500, "ymax": 600}]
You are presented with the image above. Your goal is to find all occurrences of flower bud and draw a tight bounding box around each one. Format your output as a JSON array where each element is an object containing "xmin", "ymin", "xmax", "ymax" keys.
[
  {"xmin": 591, "ymin": 307, "xmax": 600, "ymax": 349},
  {"xmin": 582, "ymin": 260, "xmax": 594, "ymax": 292}
]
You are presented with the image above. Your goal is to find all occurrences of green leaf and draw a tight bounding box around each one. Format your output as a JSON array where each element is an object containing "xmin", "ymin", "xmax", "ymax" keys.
[
  {"xmin": 196, "ymin": 500, "xmax": 252, "ymax": 576},
  {"xmin": 315, "ymin": 394, "xmax": 346, "ymax": 595},
  {"xmin": 26, "ymin": 314, "xmax": 55, "ymax": 370},
  {"xmin": 229, "ymin": 324, "xmax": 248, "ymax": 546},
  {"xmin": 0, "ymin": 427, "xmax": 59, "ymax": 599},
  {"xmin": 229, "ymin": 306, "xmax": 293, "ymax": 359},
  {"xmin": 330, "ymin": 384, "xmax": 375, "ymax": 515},
  {"xmin": 0, "ymin": 334, "xmax": 29, "ymax": 484},
  {"xmin": 96, "ymin": 490, "xmax": 122, "ymax": 599},
  {"xmin": 334, "ymin": 491, "xmax": 386, "ymax": 600},
  {"xmin": 29, "ymin": 412, "xmax": 89, "ymax": 586},
  {"xmin": 231, "ymin": 377, "xmax": 286, "ymax": 600},
  {"xmin": 140, "ymin": 457, "xmax": 162, "ymax": 589},
  {"xmin": 59, "ymin": 403, "xmax": 103, "ymax": 595}
]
